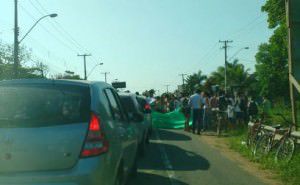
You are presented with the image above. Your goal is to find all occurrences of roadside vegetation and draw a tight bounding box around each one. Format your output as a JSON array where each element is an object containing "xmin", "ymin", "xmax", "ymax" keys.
[{"xmin": 227, "ymin": 104, "xmax": 300, "ymax": 185}]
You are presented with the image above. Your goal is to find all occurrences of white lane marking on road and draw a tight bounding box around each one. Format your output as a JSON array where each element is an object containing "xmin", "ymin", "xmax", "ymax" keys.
[{"xmin": 154, "ymin": 129, "xmax": 180, "ymax": 185}]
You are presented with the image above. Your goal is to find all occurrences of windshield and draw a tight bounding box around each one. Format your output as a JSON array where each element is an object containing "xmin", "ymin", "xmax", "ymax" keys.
[{"xmin": 0, "ymin": 84, "xmax": 90, "ymax": 127}]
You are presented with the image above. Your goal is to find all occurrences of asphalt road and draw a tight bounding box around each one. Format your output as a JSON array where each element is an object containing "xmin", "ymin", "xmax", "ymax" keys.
[{"xmin": 128, "ymin": 129, "xmax": 267, "ymax": 185}]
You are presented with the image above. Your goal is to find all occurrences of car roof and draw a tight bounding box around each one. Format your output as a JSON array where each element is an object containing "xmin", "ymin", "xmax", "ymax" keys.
[
  {"xmin": 118, "ymin": 92, "xmax": 136, "ymax": 97},
  {"xmin": 136, "ymin": 95, "xmax": 146, "ymax": 99},
  {"xmin": 0, "ymin": 79, "xmax": 110, "ymax": 88}
]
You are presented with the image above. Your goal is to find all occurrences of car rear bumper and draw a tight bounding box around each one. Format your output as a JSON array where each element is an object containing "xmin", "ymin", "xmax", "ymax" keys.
[{"xmin": 0, "ymin": 155, "xmax": 114, "ymax": 185}]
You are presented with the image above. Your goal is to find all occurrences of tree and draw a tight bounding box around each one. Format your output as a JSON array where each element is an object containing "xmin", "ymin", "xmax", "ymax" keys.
[
  {"xmin": 255, "ymin": 0, "xmax": 288, "ymax": 99},
  {"xmin": 207, "ymin": 60, "xmax": 257, "ymax": 95},
  {"xmin": 0, "ymin": 41, "xmax": 46, "ymax": 80},
  {"xmin": 183, "ymin": 71, "xmax": 207, "ymax": 95},
  {"xmin": 142, "ymin": 89, "xmax": 156, "ymax": 97}
]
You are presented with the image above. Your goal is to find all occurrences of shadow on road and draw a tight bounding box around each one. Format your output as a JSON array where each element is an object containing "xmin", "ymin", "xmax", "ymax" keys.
[
  {"xmin": 140, "ymin": 143, "xmax": 210, "ymax": 171},
  {"xmin": 152, "ymin": 129, "xmax": 192, "ymax": 141},
  {"xmin": 128, "ymin": 172, "xmax": 189, "ymax": 185}
]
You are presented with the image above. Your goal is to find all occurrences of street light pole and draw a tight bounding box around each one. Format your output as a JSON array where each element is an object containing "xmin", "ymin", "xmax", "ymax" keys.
[
  {"xmin": 13, "ymin": 0, "xmax": 19, "ymax": 78},
  {"xmin": 228, "ymin": 47, "xmax": 249, "ymax": 61},
  {"xmin": 87, "ymin": 62, "xmax": 104, "ymax": 78},
  {"xmin": 18, "ymin": 13, "xmax": 58, "ymax": 44},
  {"xmin": 13, "ymin": 0, "xmax": 57, "ymax": 78}
]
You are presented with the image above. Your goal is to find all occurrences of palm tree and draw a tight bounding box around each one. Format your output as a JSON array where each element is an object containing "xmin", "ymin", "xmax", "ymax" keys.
[
  {"xmin": 184, "ymin": 71, "xmax": 207, "ymax": 94},
  {"xmin": 207, "ymin": 59, "xmax": 256, "ymax": 93}
]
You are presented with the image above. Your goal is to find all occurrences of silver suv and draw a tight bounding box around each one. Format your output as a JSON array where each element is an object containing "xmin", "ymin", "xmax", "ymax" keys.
[{"xmin": 0, "ymin": 79, "xmax": 138, "ymax": 185}]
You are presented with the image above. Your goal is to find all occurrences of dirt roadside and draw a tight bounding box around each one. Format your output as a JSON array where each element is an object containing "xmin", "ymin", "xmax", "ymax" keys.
[{"xmin": 199, "ymin": 134, "xmax": 284, "ymax": 185}]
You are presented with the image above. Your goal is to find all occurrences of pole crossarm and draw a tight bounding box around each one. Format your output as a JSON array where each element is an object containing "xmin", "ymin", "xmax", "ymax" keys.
[{"xmin": 77, "ymin": 54, "xmax": 91, "ymax": 80}]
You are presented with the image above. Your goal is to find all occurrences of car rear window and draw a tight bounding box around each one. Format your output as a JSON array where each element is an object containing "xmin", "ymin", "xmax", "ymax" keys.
[
  {"xmin": 0, "ymin": 84, "xmax": 91, "ymax": 128},
  {"xmin": 120, "ymin": 96, "xmax": 136, "ymax": 113}
]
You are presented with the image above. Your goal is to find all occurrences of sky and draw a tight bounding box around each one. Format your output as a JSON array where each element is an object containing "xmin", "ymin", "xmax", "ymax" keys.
[{"xmin": 0, "ymin": 0, "xmax": 273, "ymax": 94}]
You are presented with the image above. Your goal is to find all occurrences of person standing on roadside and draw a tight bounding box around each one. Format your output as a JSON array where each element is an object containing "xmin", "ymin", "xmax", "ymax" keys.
[
  {"xmin": 248, "ymin": 96, "xmax": 258, "ymax": 121},
  {"xmin": 202, "ymin": 92, "xmax": 210, "ymax": 131},
  {"xmin": 181, "ymin": 95, "xmax": 191, "ymax": 131},
  {"xmin": 210, "ymin": 94, "xmax": 219, "ymax": 127},
  {"xmin": 189, "ymin": 89, "xmax": 203, "ymax": 134}
]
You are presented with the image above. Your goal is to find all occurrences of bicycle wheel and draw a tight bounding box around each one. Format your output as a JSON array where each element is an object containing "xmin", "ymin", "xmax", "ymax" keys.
[
  {"xmin": 275, "ymin": 137, "xmax": 295, "ymax": 163},
  {"xmin": 253, "ymin": 134, "xmax": 270, "ymax": 159}
]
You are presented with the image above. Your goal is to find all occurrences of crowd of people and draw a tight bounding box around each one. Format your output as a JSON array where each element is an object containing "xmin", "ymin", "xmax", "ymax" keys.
[{"xmin": 144, "ymin": 89, "xmax": 272, "ymax": 135}]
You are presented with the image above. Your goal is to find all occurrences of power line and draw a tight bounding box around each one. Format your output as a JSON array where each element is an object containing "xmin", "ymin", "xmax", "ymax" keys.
[
  {"xmin": 19, "ymin": 4, "xmax": 80, "ymax": 54},
  {"xmin": 227, "ymin": 14, "xmax": 264, "ymax": 39},
  {"xmin": 33, "ymin": 0, "xmax": 102, "ymax": 68},
  {"xmin": 25, "ymin": 0, "xmax": 102, "ymax": 73},
  {"xmin": 31, "ymin": 0, "xmax": 87, "ymax": 53},
  {"xmin": 199, "ymin": 41, "xmax": 218, "ymax": 63}
]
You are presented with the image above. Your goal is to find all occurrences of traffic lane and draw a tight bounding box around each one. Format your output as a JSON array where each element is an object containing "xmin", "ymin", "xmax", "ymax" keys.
[
  {"xmin": 153, "ymin": 129, "xmax": 267, "ymax": 185},
  {"xmin": 128, "ymin": 134, "xmax": 188, "ymax": 185}
]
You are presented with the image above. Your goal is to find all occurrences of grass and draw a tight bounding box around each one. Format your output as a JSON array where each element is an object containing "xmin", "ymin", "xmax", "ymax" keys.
[{"xmin": 227, "ymin": 127, "xmax": 300, "ymax": 185}]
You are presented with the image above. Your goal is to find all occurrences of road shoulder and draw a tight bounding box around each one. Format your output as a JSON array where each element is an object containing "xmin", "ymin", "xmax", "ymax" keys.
[{"xmin": 199, "ymin": 134, "xmax": 284, "ymax": 185}]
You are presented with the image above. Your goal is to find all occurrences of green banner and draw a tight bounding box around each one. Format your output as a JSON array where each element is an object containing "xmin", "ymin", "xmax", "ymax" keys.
[{"xmin": 152, "ymin": 109, "xmax": 192, "ymax": 129}]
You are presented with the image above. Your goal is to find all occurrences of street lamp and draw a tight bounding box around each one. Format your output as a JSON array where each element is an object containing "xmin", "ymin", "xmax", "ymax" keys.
[
  {"xmin": 225, "ymin": 46, "xmax": 249, "ymax": 92},
  {"xmin": 14, "ymin": 12, "xmax": 58, "ymax": 78},
  {"xmin": 87, "ymin": 62, "xmax": 104, "ymax": 79},
  {"xmin": 228, "ymin": 47, "xmax": 249, "ymax": 61},
  {"xmin": 19, "ymin": 13, "xmax": 58, "ymax": 44}
]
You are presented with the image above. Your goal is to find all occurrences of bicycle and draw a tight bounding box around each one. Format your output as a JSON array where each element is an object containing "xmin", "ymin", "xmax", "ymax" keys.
[
  {"xmin": 246, "ymin": 115, "xmax": 265, "ymax": 152},
  {"xmin": 274, "ymin": 114, "xmax": 297, "ymax": 163},
  {"xmin": 253, "ymin": 123, "xmax": 284, "ymax": 160},
  {"xmin": 253, "ymin": 114, "xmax": 296, "ymax": 162}
]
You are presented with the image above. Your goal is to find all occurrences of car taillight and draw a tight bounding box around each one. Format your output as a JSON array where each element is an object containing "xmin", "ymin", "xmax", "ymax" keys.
[
  {"xmin": 144, "ymin": 104, "xmax": 151, "ymax": 110},
  {"xmin": 80, "ymin": 113, "xmax": 109, "ymax": 158}
]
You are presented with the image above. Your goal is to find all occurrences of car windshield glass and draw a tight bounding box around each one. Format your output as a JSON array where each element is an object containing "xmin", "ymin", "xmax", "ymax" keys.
[
  {"xmin": 0, "ymin": 84, "xmax": 90, "ymax": 127},
  {"xmin": 120, "ymin": 96, "xmax": 136, "ymax": 113}
]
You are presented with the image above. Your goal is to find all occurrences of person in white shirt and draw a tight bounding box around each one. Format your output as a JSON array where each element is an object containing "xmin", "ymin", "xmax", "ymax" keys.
[{"xmin": 189, "ymin": 89, "xmax": 203, "ymax": 134}]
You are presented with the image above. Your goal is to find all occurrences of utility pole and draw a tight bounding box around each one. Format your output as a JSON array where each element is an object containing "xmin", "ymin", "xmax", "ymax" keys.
[
  {"xmin": 219, "ymin": 40, "xmax": 233, "ymax": 93},
  {"xmin": 13, "ymin": 0, "xmax": 19, "ymax": 78},
  {"xmin": 102, "ymin": 72, "xmax": 110, "ymax": 83},
  {"xmin": 77, "ymin": 54, "xmax": 91, "ymax": 80},
  {"xmin": 165, "ymin": 85, "xmax": 170, "ymax": 93},
  {"xmin": 179, "ymin": 73, "xmax": 187, "ymax": 86}
]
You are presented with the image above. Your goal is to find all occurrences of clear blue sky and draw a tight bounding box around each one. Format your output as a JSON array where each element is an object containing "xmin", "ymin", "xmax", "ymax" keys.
[{"xmin": 0, "ymin": 0, "xmax": 272, "ymax": 94}]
